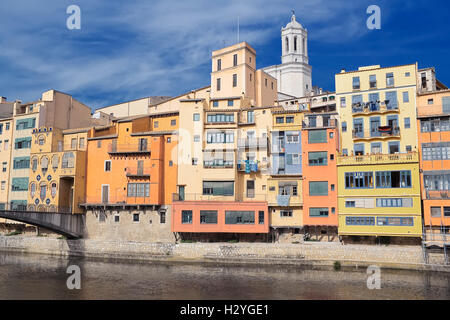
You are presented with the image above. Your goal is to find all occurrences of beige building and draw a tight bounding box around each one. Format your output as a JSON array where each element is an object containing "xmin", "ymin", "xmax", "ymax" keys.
[
  {"xmin": 8, "ymin": 90, "xmax": 99, "ymax": 210},
  {"xmin": 0, "ymin": 98, "xmax": 14, "ymax": 210},
  {"xmin": 96, "ymin": 96, "xmax": 171, "ymax": 118}
]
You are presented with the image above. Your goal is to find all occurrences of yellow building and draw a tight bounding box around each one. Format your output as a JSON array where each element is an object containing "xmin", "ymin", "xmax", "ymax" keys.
[
  {"xmin": 336, "ymin": 64, "xmax": 422, "ymax": 240},
  {"xmin": 27, "ymin": 126, "xmax": 90, "ymax": 213}
]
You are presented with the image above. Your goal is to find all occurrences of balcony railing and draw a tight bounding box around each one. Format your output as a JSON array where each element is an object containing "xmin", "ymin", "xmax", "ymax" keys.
[
  {"xmin": 172, "ymin": 193, "xmax": 267, "ymax": 202},
  {"xmin": 425, "ymin": 190, "xmax": 450, "ymax": 200},
  {"xmin": 125, "ymin": 167, "xmax": 151, "ymax": 178},
  {"xmin": 108, "ymin": 144, "xmax": 150, "ymax": 154},
  {"xmin": 352, "ymin": 102, "xmax": 399, "ymax": 115},
  {"xmin": 237, "ymin": 160, "xmax": 260, "ymax": 173},
  {"xmin": 337, "ymin": 152, "xmax": 418, "ymax": 166},
  {"xmin": 84, "ymin": 194, "xmax": 155, "ymax": 206},
  {"xmin": 237, "ymin": 137, "xmax": 267, "ymax": 149},
  {"xmin": 203, "ymin": 161, "xmax": 234, "ymax": 169},
  {"xmin": 302, "ymin": 118, "xmax": 338, "ymax": 129},
  {"xmin": 352, "ymin": 127, "xmax": 400, "ymax": 140}
]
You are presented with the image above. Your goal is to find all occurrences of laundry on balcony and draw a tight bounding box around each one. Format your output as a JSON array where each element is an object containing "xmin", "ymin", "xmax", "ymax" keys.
[{"xmin": 378, "ymin": 126, "xmax": 393, "ymax": 133}]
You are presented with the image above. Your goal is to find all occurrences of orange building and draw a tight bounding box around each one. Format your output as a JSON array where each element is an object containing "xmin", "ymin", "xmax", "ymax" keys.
[
  {"xmin": 417, "ymin": 89, "xmax": 450, "ymax": 235},
  {"xmin": 301, "ymin": 113, "xmax": 339, "ymax": 240},
  {"xmin": 82, "ymin": 112, "xmax": 179, "ymax": 242}
]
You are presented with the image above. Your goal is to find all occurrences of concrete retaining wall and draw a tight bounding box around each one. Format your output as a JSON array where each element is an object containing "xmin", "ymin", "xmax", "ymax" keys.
[{"xmin": 0, "ymin": 236, "xmax": 448, "ymax": 272}]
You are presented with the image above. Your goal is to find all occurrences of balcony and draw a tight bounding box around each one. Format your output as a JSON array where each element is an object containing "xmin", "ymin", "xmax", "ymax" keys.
[
  {"xmin": 352, "ymin": 102, "xmax": 399, "ymax": 116},
  {"xmin": 108, "ymin": 144, "xmax": 151, "ymax": 155},
  {"xmin": 337, "ymin": 152, "xmax": 418, "ymax": 166},
  {"xmin": 352, "ymin": 127, "xmax": 400, "ymax": 141},
  {"xmin": 271, "ymin": 142, "xmax": 285, "ymax": 154},
  {"xmin": 237, "ymin": 137, "xmax": 267, "ymax": 149},
  {"xmin": 425, "ymin": 190, "xmax": 450, "ymax": 200},
  {"xmin": 125, "ymin": 167, "xmax": 151, "ymax": 178},
  {"xmin": 302, "ymin": 118, "xmax": 338, "ymax": 129},
  {"xmin": 172, "ymin": 193, "xmax": 267, "ymax": 202},
  {"xmin": 237, "ymin": 160, "xmax": 260, "ymax": 173},
  {"xmin": 203, "ymin": 161, "xmax": 234, "ymax": 169}
]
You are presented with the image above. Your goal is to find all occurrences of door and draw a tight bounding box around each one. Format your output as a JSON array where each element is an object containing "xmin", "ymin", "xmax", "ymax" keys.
[
  {"xmin": 178, "ymin": 186, "xmax": 185, "ymax": 201},
  {"xmin": 102, "ymin": 185, "xmax": 109, "ymax": 204},
  {"xmin": 137, "ymin": 160, "xmax": 144, "ymax": 176},
  {"xmin": 139, "ymin": 138, "xmax": 148, "ymax": 152},
  {"xmin": 370, "ymin": 117, "xmax": 381, "ymax": 137}
]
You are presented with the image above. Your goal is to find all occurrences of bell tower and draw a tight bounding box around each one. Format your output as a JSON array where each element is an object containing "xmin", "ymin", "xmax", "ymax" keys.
[{"xmin": 281, "ymin": 12, "xmax": 308, "ymax": 65}]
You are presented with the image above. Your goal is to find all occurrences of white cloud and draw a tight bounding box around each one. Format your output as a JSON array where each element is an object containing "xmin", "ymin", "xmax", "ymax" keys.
[{"xmin": 0, "ymin": 0, "xmax": 378, "ymax": 109}]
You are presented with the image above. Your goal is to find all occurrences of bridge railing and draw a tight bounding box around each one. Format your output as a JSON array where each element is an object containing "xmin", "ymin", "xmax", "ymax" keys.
[{"xmin": 0, "ymin": 202, "xmax": 73, "ymax": 214}]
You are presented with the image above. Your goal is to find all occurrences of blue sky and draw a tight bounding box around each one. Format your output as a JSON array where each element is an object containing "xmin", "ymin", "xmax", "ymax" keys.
[{"xmin": 0, "ymin": 0, "xmax": 449, "ymax": 110}]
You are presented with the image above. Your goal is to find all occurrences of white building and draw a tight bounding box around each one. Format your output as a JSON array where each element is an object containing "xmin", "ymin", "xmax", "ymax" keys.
[{"xmin": 263, "ymin": 14, "xmax": 312, "ymax": 98}]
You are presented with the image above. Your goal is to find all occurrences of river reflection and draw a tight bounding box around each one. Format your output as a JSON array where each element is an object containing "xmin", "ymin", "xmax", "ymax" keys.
[{"xmin": 0, "ymin": 252, "xmax": 449, "ymax": 300}]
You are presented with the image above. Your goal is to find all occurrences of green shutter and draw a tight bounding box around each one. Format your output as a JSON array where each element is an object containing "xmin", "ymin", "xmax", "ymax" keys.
[
  {"xmin": 308, "ymin": 130, "xmax": 327, "ymax": 143},
  {"xmin": 12, "ymin": 177, "xmax": 29, "ymax": 191},
  {"xmin": 443, "ymin": 97, "xmax": 450, "ymax": 114},
  {"xmin": 309, "ymin": 181, "xmax": 328, "ymax": 196}
]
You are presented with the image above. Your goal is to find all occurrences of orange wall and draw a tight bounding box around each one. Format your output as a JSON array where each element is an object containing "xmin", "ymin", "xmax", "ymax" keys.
[
  {"xmin": 85, "ymin": 115, "xmax": 178, "ymax": 206},
  {"xmin": 301, "ymin": 127, "xmax": 339, "ymax": 226},
  {"xmin": 171, "ymin": 201, "xmax": 269, "ymax": 233}
]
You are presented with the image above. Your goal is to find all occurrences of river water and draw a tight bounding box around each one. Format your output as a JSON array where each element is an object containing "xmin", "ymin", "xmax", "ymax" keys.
[{"xmin": 0, "ymin": 252, "xmax": 449, "ymax": 300}]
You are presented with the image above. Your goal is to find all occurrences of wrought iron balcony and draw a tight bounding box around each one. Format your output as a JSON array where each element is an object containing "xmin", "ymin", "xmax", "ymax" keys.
[
  {"xmin": 108, "ymin": 144, "xmax": 151, "ymax": 155},
  {"xmin": 352, "ymin": 127, "xmax": 400, "ymax": 140},
  {"xmin": 337, "ymin": 152, "xmax": 418, "ymax": 166}
]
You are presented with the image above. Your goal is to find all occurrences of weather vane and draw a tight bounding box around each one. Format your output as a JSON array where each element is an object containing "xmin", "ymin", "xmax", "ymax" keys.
[{"xmin": 292, "ymin": 9, "xmax": 295, "ymax": 16}]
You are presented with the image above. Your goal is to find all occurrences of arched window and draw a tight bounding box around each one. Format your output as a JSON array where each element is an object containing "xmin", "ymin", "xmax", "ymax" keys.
[
  {"xmin": 51, "ymin": 182, "xmax": 57, "ymax": 198},
  {"xmin": 40, "ymin": 183, "xmax": 47, "ymax": 201},
  {"xmin": 41, "ymin": 156, "xmax": 49, "ymax": 173},
  {"xmin": 294, "ymin": 36, "xmax": 297, "ymax": 52},
  {"xmin": 31, "ymin": 157, "xmax": 38, "ymax": 171},
  {"xmin": 52, "ymin": 155, "xmax": 59, "ymax": 169},
  {"xmin": 30, "ymin": 182, "xmax": 36, "ymax": 198},
  {"xmin": 285, "ymin": 37, "xmax": 289, "ymax": 53},
  {"xmin": 302, "ymin": 38, "xmax": 305, "ymax": 54}
]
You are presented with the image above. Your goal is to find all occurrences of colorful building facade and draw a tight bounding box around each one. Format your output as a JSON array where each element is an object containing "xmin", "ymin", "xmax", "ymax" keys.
[
  {"xmin": 336, "ymin": 64, "xmax": 423, "ymax": 240},
  {"xmin": 417, "ymin": 89, "xmax": 450, "ymax": 235},
  {"xmin": 302, "ymin": 112, "xmax": 339, "ymax": 240}
]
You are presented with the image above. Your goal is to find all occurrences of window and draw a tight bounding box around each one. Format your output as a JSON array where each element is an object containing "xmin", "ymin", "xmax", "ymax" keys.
[
  {"xmin": 342, "ymin": 149, "xmax": 348, "ymax": 156},
  {"xmin": 194, "ymin": 135, "xmax": 200, "ymax": 142},
  {"xmin": 276, "ymin": 117, "xmax": 284, "ymax": 124},
  {"xmin": 182, "ymin": 210, "xmax": 192, "ymax": 224},
  {"xmin": 406, "ymin": 145, "xmax": 412, "ymax": 152},
  {"xmin": 286, "ymin": 116, "xmax": 294, "ymax": 124},
  {"xmin": 376, "ymin": 198, "xmax": 413, "ymax": 208},
  {"xmin": 258, "ymin": 211, "xmax": 265, "ymax": 225},
  {"xmin": 342, "ymin": 122, "xmax": 347, "ymax": 132},
  {"xmin": 167, "ymin": 137, "xmax": 171, "ymax": 143},
  {"xmin": 213, "ymin": 101, "xmax": 219, "ymax": 107},
  {"xmin": 308, "ymin": 152, "xmax": 327, "ymax": 166},
  {"xmin": 206, "ymin": 131, "xmax": 234, "ymax": 144},
  {"xmin": 403, "ymin": 91, "xmax": 409, "ymax": 103},
  {"xmin": 377, "ymin": 217, "xmax": 413, "ymax": 226},
  {"xmin": 352, "ymin": 76, "xmax": 360, "ymax": 90},
  {"xmin": 346, "ymin": 216, "xmax": 375, "ymax": 226},
  {"xmin": 200, "ymin": 210, "xmax": 218, "ymax": 224},
  {"xmin": 11, "ymin": 178, "xmax": 28, "ymax": 192},
  {"xmin": 265, "ymin": 78, "xmax": 268, "ymax": 87},
  {"xmin": 286, "ymin": 133, "xmax": 299, "ymax": 143},
  {"xmin": 217, "ymin": 78, "xmax": 221, "ymax": 91},
  {"xmin": 424, "ymin": 172, "xmax": 450, "ymax": 191},
  {"xmin": 193, "ymin": 113, "xmax": 200, "ymax": 121},
  {"xmin": 3, "ymin": 140, "xmax": 8, "ymax": 151},
  {"xmin": 345, "ymin": 201, "xmax": 356, "ymax": 208},
  {"xmin": 280, "ymin": 210, "xmax": 293, "ymax": 218},
  {"xmin": 405, "ymin": 72, "xmax": 411, "ymax": 77},
  {"xmin": 133, "ymin": 214, "xmax": 140, "ymax": 222},
  {"xmin": 331, "ymin": 184, "xmax": 335, "ymax": 191},
  {"xmin": 171, "ymin": 119, "xmax": 176, "ymax": 126},
  {"xmin": 203, "ymin": 181, "xmax": 234, "ymax": 196},
  {"xmin": 62, "ymin": 152, "xmax": 75, "ymax": 168},
  {"xmin": 329, "ymin": 132, "xmax": 334, "ymax": 139},
  {"xmin": 2, "ymin": 162, "xmax": 7, "ymax": 172},
  {"xmin": 376, "ymin": 171, "xmax": 411, "ymax": 188},
  {"xmin": 105, "ymin": 160, "xmax": 111, "ymax": 172},
  {"xmin": 404, "ymin": 117, "xmax": 410, "ymax": 129},
  {"xmin": 369, "ymin": 75, "xmax": 377, "ymax": 88},
  {"xmin": 431, "ymin": 207, "xmax": 442, "ymax": 217},
  {"xmin": 5, "ymin": 123, "xmax": 9, "ymax": 130},
  {"xmin": 309, "ymin": 181, "xmax": 328, "ymax": 196},
  {"xmin": 154, "ymin": 121, "xmax": 159, "ymax": 128},
  {"xmin": 308, "ymin": 130, "xmax": 327, "ymax": 143},
  {"xmin": 225, "ymin": 211, "xmax": 255, "ymax": 224},
  {"xmin": 233, "ymin": 54, "xmax": 237, "ymax": 66},
  {"xmin": 13, "ymin": 157, "xmax": 30, "ymax": 169},
  {"xmin": 309, "ymin": 208, "xmax": 329, "ymax": 217},
  {"xmin": 227, "ymin": 100, "xmax": 234, "ymax": 107},
  {"xmin": 286, "ymin": 153, "xmax": 300, "ymax": 165},
  {"xmin": 340, "ymin": 97, "xmax": 346, "ymax": 108},
  {"xmin": 97, "ymin": 140, "xmax": 102, "ymax": 148},
  {"xmin": 428, "ymin": 99, "xmax": 434, "ymax": 105},
  {"xmin": 16, "ymin": 118, "xmax": 36, "ymax": 130},
  {"xmin": 386, "ymin": 72, "xmax": 394, "ymax": 87},
  {"xmin": 345, "ymin": 172, "xmax": 374, "ymax": 189},
  {"xmin": 444, "ymin": 207, "xmax": 450, "ymax": 217},
  {"xmin": 127, "ymin": 183, "xmax": 150, "ymax": 197},
  {"xmin": 232, "ymin": 74, "xmax": 237, "ymax": 87},
  {"xmin": 79, "ymin": 138, "xmax": 85, "ymax": 148},
  {"xmin": 217, "ymin": 59, "xmax": 221, "ymax": 71},
  {"xmin": 71, "ymin": 138, "xmax": 77, "ymax": 149},
  {"xmin": 15, "ymin": 138, "xmax": 31, "ymax": 150},
  {"xmin": 51, "ymin": 183, "xmax": 57, "ymax": 198},
  {"xmin": 192, "ymin": 158, "xmax": 198, "ymax": 165},
  {"xmin": 114, "ymin": 215, "xmax": 120, "ymax": 223},
  {"xmin": 160, "ymin": 212, "xmax": 166, "ymax": 224}
]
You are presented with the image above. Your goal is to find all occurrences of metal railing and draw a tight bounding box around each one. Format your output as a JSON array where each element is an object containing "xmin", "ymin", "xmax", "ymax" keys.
[
  {"xmin": 172, "ymin": 193, "xmax": 267, "ymax": 202},
  {"xmin": 108, "ymin": 144, "xmax": 150, "ymax": 154},
  {"xmin": 125, "ymin": 167, "xmax": 151, "ymax": 177},
  {"xmin": 352, "ymin": 102, "xmax": 399, "ymax": 114},
  {"xmin": 237, "ymin": 137, "xmax": 268, "ymax": 149},
  {"xmin": 0, "ymin": 202, "xmax": 73, "ymax": 214},
  {"xmin": 302, "ymin": 119, "xmax": 338, "ymax": 129},
  {"xmin": 352, "ymin": 127, "xmax": 400, "ymax": 139},
  {"xmin": 337, "ymin": 152, "xmax": 418, "ymax": 166},
  {"xmin": 425, "ymin": 190, "xmax": 450, "ymax": 200}
]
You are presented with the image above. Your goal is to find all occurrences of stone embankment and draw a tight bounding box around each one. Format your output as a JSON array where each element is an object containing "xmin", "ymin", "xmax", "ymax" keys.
[{"xmin": 0, "ymin": 236, "xmax": 448, "ymax": 272}]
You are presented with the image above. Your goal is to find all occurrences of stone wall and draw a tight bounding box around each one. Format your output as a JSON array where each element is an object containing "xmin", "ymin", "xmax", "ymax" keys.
[{"xmin": 0, "ymin": 236, "xmax": 448, "ymax": 271}]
